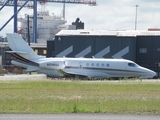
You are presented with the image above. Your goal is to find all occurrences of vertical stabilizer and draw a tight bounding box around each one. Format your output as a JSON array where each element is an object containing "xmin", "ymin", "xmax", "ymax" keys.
[{"xmin": 6, "ymin": 33, "xmax": 39, "ymax": 60}]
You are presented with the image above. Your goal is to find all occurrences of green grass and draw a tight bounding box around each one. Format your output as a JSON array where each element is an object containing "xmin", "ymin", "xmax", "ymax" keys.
[{"xmin": 0, "ymin": 80, "xmax": 160, "ymax": 114}]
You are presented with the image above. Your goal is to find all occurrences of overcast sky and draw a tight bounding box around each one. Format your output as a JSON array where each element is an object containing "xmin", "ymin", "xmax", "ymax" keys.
[{"xmin": 0, "ymin": 0, "xmax": 160, "ymax": 36}]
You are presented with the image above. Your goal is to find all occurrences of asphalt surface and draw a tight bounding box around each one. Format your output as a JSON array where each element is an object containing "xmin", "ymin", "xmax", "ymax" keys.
[
  {"xmin": 0, "ymin": 74, "xmax": 160, "ymax": 82},
  {"xmin": 0, "ymin": 74, "xmax": 47, "ymax": 80},
  {"xmin": 0, "ymin": 114, "xmax": 160, "ymax": 120}
]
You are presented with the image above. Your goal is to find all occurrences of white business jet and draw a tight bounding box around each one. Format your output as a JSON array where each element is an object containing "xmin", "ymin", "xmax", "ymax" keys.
[{"xmin": 6, "ymin": 33, "xmax": 156, "ymax": 79}]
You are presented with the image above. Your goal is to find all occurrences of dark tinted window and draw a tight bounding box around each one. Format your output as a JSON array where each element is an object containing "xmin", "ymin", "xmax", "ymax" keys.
[{"xmin": 128, "ymin": 63, "xmax": 137, "ymax": 67}]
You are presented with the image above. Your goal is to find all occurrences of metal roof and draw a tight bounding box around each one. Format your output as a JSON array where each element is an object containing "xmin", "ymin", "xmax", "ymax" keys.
[{"xmin": 56, "ymin": 30, "xmax": 160, "ymax": 37}]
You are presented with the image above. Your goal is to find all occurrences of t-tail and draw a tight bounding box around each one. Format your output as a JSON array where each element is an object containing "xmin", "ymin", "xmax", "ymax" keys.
[
  {"xmin": 6, "ymin": 33, "xmax": 52, "ymax": 75},
  {"xmin": 6, "ymin": 33, "xmax": 42, "ymax": 60}
]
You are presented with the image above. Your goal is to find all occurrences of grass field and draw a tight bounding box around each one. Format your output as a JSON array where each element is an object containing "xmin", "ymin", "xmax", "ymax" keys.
[{"xmin": 0, "ymin": 79, "xmax": 160, "ymax": 114}]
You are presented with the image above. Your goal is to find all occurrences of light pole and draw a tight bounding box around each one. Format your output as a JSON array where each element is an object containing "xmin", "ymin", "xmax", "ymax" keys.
[{"xmin": 135, "ymin": 5, "xmax": 138, "ymax": 30}]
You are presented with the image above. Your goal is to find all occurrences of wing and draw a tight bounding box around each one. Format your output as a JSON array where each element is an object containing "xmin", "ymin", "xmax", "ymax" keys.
[{"xmin": 60, "ymin": 69, "xmax": 110, "ymax": 78}]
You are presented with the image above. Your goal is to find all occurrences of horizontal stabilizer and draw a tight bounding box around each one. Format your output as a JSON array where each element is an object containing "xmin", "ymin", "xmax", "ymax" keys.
[
  {"xmin": 6, "ymin": 51, "xmax": 29, "ymax": 54},
  {"xmin": 26, "ymin": 66, "xmax": 40, "ymax": 72},
  {"xmin": 6, "ymin": 33, "xmax": 39, "ymax": 60}
]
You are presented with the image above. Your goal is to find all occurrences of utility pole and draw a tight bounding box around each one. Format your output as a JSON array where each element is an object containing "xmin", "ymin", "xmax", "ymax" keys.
[
  {"xmin": 135, "ymin": 5, "xmax": 138, "ymax": 30},
  {"xmin": 63, "ymin": 2, "xmax": 65, "ymax": 21}
]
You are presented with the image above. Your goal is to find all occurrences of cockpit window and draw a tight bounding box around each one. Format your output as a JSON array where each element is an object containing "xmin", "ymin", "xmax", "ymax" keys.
[{"xmin": 128, "ymin": 63, "xmax": 137, "ymax": 67}]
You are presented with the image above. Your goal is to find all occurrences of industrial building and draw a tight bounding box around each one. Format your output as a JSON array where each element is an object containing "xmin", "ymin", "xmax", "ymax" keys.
[{"xmin": 47, "ymin": 30, "xmax": 160, "ymax": 76}]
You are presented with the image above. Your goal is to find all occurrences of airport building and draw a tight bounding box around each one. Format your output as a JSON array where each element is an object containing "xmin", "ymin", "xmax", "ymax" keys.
[{"xmin": 47, "ymin": 30, "xmax": 160, "ymax": 76}]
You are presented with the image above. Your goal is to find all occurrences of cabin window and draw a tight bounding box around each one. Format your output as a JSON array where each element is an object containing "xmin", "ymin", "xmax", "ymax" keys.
[
  {"xmin": 106, "ymin": 64, "xmax": 109, "ymax": 67},
  {"xmin": 86, "ymin": 63, "xmax": 89, "ymax": 67},
  {"xmin": 101, "ymin": 63, "xmax": 105, "ymax": 67},
  {"xmin": 96, "ymin": 63, "xmax": 99, "ymax": 67},
  {"xmin": 128, "ymin": 63, "xmax": 137, "ymax": 67},
  {"xmin": 91, "ymin": 63, "xmax": 94, "ymax": 67}
]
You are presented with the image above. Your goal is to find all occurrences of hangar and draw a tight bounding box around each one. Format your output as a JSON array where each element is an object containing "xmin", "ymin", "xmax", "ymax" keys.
[{"xmin": 47, "ymin": 30, "xmax": 160, "ymax": 76}]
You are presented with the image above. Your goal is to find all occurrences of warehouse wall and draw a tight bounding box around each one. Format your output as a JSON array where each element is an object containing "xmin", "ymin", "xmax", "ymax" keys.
[
  {"xmin": 47, "ymin": 41, "xmax": 55, "ymax": 57},
  {"xmin": 54, "ymin": 35, "xmax": 136, "ymax": 61},
  {"xmin": 136, "ymin": 36, "xmax": 160, "ymax": 71}
]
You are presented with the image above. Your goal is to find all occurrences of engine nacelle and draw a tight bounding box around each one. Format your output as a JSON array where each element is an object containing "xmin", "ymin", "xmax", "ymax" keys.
[{"xmin": 11, "ymin": 60, "xmax": 28, "ymax": 68}]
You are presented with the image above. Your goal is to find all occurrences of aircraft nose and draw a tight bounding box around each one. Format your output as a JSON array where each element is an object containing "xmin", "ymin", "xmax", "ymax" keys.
[
  {"xmin": 145, "ymin": 69, "xmax": 156, "ymax": 78},
  {"xmin": 149, "ymin": 70, "xmax": 156, "ymax": 77},
  {"xmin": 140, "ymin": 67, "xmax": 156, "ymax": 78}
]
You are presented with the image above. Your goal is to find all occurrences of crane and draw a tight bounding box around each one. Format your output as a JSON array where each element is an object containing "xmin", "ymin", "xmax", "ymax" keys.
[
  {"xmin": 0, "ymin": 0, "xmax": 97, "ymax": 19},
  {"xmin": 0, "ymin": 0, "xmax": 97, "ymax": 18},
  {"xmin": 0, "ymin": 0, "xmax": 97, "ymax": 6},
  {"xmin": 0, "ymin": 0, "xmax": 34, "ymax": 9},
  {"xmin": 0, "ymin": 0, "xmax": 97, "ymax": 42}
]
